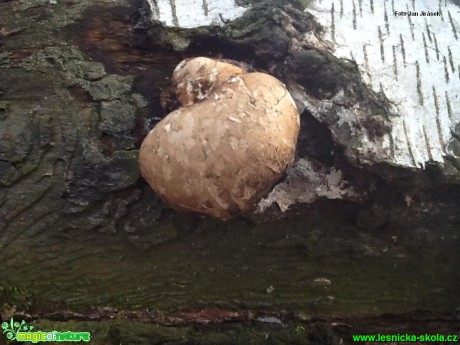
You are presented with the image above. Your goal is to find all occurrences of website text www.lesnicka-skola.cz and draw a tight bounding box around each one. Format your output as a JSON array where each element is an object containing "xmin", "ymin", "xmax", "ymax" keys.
[{"xmin": 352, "ymin": 333, "xmax": 459, "ymax": 342}]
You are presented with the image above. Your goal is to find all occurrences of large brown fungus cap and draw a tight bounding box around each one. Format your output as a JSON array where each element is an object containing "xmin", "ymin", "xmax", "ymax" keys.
[{"xmin": 139, "ymin": 57, "xmax": 300, "ymax": 220}]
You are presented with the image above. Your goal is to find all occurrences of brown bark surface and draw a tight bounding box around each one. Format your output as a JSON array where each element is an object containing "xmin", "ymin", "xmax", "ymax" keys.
[{"xmin": 1, "ymin": 0, "xmax": 459, "ymax": 343}]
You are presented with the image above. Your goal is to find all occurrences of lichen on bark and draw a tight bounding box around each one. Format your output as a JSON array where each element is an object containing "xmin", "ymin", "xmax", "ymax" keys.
[{"xmin": 1, "ymin": 0, "xmax": 460, "ymax": 343}]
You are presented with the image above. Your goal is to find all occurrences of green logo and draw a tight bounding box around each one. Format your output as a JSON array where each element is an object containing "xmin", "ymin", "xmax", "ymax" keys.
[
  {"xmin": 2, "ymin": 318, "xmax": 34, "ymax": 340},
  {"xmin": 2, "ymin": 318, "xmax": 91, "ymax": 343}
]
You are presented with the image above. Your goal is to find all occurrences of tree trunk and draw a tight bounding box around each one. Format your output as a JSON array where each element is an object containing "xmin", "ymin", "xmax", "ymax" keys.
[{"xmin": 1, "ymin": 0, "xmax": 459, "ymax": 344}]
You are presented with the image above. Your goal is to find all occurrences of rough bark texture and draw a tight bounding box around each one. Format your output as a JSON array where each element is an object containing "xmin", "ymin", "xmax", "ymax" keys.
[{"xmin": 1, "ymin": 0, "xmax": 460, "ymax": 343}]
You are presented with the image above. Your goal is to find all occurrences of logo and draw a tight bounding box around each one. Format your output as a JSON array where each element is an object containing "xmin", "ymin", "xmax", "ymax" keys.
[{"xmin": 2, "ymin": 318, "xmax": 91, "ymax": 343}]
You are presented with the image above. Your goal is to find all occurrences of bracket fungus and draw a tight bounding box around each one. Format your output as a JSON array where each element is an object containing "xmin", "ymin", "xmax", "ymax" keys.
[{"xmin": 139, "ymin": 57, "xmax": 300, "ymax": 220}]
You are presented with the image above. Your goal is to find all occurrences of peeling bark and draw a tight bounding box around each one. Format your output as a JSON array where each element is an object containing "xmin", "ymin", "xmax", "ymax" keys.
[{"xmin": 1, "ymin": 0, "xmax": 460, "ymax": 343}]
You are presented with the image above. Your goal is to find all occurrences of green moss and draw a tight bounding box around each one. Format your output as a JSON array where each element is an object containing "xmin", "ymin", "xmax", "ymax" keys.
[
  {"xmin": 1, "ymin": 2, "xmax": 460, "ymax": 340},
  {"xmin": 17, "ymin": 319, "xmax": 321, "ymax": 345},
  {"xmin": 0, "ymin": 101, "xmax": 9, "ymax": 120},
  {"xmin": 0, "ymin": 214, "xmax": 458, "ymax": 316}
]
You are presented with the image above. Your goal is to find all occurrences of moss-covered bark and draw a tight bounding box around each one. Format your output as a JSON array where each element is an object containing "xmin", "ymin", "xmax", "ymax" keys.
[{"xmin": 1, "ymin": 0, "xmax": 460, "ymax": 343}]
